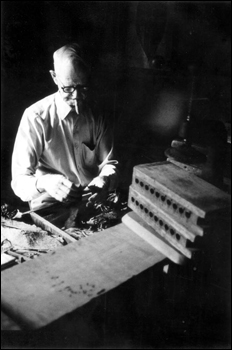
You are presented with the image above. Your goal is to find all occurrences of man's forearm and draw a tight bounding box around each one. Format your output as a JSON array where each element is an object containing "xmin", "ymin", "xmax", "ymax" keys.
[{"xmin": 11, "ymin": 174, "xmax": 45, "ymax": 202}]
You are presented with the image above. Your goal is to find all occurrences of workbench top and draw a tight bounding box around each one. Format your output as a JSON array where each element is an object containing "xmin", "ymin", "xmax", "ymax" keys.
[{"xmin": 1, "ymin": 222, "xmax": 165, "ymax": 330}]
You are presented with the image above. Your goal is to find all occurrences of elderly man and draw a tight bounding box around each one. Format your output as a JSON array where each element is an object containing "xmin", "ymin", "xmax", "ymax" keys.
[{"xmin": 11, "ymin": 43, "xmax": 119, "ymax": 210}]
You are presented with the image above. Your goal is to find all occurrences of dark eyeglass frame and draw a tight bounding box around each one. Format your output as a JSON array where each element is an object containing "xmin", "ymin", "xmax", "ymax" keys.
[
  {"xmin": 56, "ymin": 75, "xmax": 89, "ymax": 94},
  {"xmin": 61, "ymin": 85, "xmax": 89, "ymax": 94}
]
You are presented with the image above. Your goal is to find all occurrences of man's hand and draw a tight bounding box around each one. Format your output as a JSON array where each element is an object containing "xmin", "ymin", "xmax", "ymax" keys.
[
  {"xmin": 84, "ymin": 176, "xmax": 110, "ymax": 207},
  {"xmin": 36, "ymin": 174, "xmax": 83, "ymax": 203}
]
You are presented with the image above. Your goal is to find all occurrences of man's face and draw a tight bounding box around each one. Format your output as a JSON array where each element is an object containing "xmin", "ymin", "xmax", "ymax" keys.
[{"xmin": 51, "ymin": 61, "xmax": 89, "ymax": 110}]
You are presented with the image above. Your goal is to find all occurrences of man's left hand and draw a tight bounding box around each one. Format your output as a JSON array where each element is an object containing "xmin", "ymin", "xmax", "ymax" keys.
[{"xmin": 84, "ymin": 176, "xmax": 110, "ymax": 207}]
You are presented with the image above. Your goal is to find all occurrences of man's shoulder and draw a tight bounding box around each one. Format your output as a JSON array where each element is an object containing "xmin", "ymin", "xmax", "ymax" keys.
[{"xmin": 26, "ymin": 93, "xmax": 56, "ymax": 119}]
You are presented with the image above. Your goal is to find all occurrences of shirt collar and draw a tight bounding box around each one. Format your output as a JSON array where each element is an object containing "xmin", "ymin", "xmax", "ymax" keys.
[{"xmin": 55, "ymin": 91, "xmax": 73, "ymax": 120}]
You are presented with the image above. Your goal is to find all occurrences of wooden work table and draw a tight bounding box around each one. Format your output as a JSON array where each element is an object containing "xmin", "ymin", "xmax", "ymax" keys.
[{"xmin": 1, "ymin": 221, "xmax": 165, "ymax": 331}]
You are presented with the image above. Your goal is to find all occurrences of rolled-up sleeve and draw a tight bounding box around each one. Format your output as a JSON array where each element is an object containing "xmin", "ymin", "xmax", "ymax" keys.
[{"xmin": 11, "ymin": 109, "xmax": 44, "ymax": 201}]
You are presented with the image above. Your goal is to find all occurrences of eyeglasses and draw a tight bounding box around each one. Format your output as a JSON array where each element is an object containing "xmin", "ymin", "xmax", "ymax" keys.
[
  {"xmin": 56, "ymin": 75, "xmax": 89, "ymax": 94},
  {"xmin": 61, "ymin": 85, "xmax": 89, "ymax": 94}
]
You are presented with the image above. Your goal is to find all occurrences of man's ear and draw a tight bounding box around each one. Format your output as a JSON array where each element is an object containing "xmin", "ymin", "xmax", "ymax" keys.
[{"xmin": 49, "ymin": 70, "xmax": 58, "ymax": 85}]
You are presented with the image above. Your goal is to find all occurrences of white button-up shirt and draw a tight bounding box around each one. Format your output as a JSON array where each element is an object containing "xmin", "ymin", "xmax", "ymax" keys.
[{"xmin": 11, "ymin": 92, "xmax": 118, "ymax": 202}]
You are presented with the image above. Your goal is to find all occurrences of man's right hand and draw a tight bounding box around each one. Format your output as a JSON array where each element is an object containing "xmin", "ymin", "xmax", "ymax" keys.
[{"xmin": 36, "ymin": 174, "xmax": 83, "ymax": 203}]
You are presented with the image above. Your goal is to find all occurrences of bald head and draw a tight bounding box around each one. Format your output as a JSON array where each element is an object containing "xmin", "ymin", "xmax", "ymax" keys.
[
  {"xmin": 50, "ymin": 43, "xmax": 91, "ymax": 109},
  {"xmin": 53, "ymin": 43, "xmax": 90, "ymax": 76}
]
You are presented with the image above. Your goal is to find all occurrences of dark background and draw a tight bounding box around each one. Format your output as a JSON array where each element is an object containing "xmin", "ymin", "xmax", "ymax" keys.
[
  {"xmin": 2, "ymin": 1, "xmax": 231, "ymax": 203},
  {"xmin": 1, "ymin": 1, "xmax": 231, "ymax": 348}
]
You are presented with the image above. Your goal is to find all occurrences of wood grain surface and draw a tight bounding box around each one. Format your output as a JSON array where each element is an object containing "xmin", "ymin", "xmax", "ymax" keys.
[
  {"xmin": 1, "ymin": 222, "xmax": 165, "ymax": 330},
  {"xmin": 122, "ymin": 211, "xmax": 185, "ymax": 265},
  {"xmin": 133, "ymin": 161, "xmax": 231, "ymax": 219}
]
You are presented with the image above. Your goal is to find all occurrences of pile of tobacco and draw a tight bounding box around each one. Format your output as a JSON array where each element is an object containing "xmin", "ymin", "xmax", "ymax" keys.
[
  {"xmin": 1, "ymin": 203, "xmax": 64, "ymax": 266},
  {"xmin": 1, "ymin": 190, "xmax": 130, "ymax": 266},
  {"xmin": 1, "ymin": 203, "xmax": 18, "ymax": 220},
  {"xmin": 63, "ymin": 190, "xmax": 129, "ymax": 240}
]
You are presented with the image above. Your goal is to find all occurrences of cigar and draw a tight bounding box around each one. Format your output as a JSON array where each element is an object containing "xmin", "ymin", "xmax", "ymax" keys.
[{"xmin": 74, "ymin": 100, "xmax": 79, "ymax": 114}]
